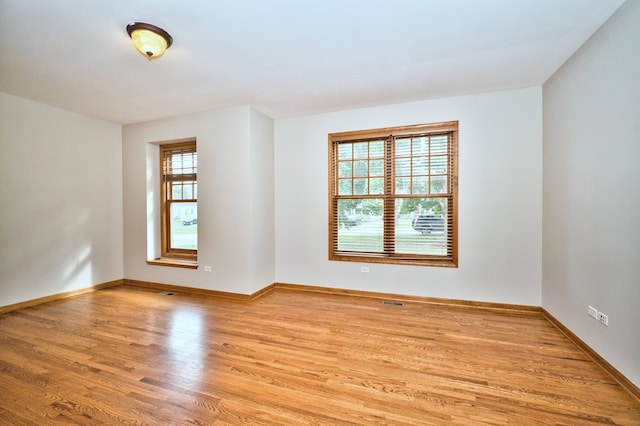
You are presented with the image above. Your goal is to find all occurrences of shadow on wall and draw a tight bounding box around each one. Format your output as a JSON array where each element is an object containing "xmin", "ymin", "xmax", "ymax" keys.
[{"xmin": 0, "ymin": 199, "xmax": 96, "ymax": 306}]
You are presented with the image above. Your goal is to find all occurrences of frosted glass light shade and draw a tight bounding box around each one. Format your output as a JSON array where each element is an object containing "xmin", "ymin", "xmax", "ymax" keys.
[{"xmin": 126, "ymin": 22, "xmax": 173, "ymax": 60}]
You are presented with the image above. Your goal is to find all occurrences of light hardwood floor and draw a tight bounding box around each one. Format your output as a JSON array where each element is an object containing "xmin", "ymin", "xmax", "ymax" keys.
[{"xmin": 0, "ymin": 285, "xmax": 638, "ymax": 425}]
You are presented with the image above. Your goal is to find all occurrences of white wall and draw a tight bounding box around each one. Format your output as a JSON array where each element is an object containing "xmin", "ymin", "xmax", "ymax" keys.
[
  {"xmin": 275, "ymin": 88, "xmax": 542, "ymax": 305},
  {"xmin": 0, "ymin": 93, "xmax": 123, "ymax": 306},
  {"xmin": 249, "ymin": 109, "xmax": 276, "ymax": 288},
  {"xmin": 542, "ymin": 0, "xmax": 640, "ymax": 387},
  {"xmin": 122, "ymin": 105, "xmax": 274, "ymax": 295}
]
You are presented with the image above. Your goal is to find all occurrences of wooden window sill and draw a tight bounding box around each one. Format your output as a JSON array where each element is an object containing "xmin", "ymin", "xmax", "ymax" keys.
[{"xmin": 147, "ymin": 258, "xmax": 198, "ymax": 269}]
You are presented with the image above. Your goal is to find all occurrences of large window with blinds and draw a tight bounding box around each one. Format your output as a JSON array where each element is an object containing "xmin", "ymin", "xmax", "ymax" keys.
[
  {"xmin": 329, "ymin": 121, "xmax": 458, "ymax": 267},
  {"xmin": 161, "ymin": 141, "xmax": 197, "ymax": 261}
]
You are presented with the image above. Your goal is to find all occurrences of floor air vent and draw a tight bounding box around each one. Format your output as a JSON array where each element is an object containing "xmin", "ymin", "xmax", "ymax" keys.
[{"xmin": 382, "ymin": 300, "xmax": 404, "ymax": 307}]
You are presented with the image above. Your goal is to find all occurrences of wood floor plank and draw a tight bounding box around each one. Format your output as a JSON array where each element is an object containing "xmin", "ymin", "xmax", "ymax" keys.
[{"xmin": 1, "ymin": 285, "xmax": 638, "ymax": 425}]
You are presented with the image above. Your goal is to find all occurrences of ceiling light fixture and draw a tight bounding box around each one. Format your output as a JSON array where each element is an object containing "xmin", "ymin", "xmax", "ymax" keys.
[{"xmin": 126, "ymin": 22, "xmax": 173, "ymax": 60}]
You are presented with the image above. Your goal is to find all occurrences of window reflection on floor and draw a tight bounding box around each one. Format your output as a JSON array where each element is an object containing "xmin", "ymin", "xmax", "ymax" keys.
[{"xmin": 167, "ymin": 308, "xmax": 206, "ymax": 388}]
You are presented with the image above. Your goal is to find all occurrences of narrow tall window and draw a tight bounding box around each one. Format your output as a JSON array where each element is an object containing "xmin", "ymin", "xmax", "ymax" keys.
[
  {"xmin": 161, "ymin": 141, "xmax": 197, "ymax": 260},
  {"xmin": 329, "ymin": 122, "xmax": 458, "ymax": 267}
]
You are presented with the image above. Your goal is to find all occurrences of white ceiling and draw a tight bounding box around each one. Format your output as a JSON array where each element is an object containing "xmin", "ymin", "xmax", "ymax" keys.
[{"xmin": 0, "ymin": 0, "xmax": 626, "ymax": 124}]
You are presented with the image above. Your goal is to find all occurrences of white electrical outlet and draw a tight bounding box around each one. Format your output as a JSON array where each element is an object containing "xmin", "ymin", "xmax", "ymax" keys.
[
  {"xmin": 598, "ymin": 312, "xmax": 609, "ymax": 326},
  {"xmin": 204, "ymin": 265, "xmax": 212, "ymax": 272},
  {"xmin": 360, "ymin": 266, "xmax": 370, "ymax": 273},
  {"xmin": 588, "ymin": 305, "xmax": 598, "ymax": 319}
]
